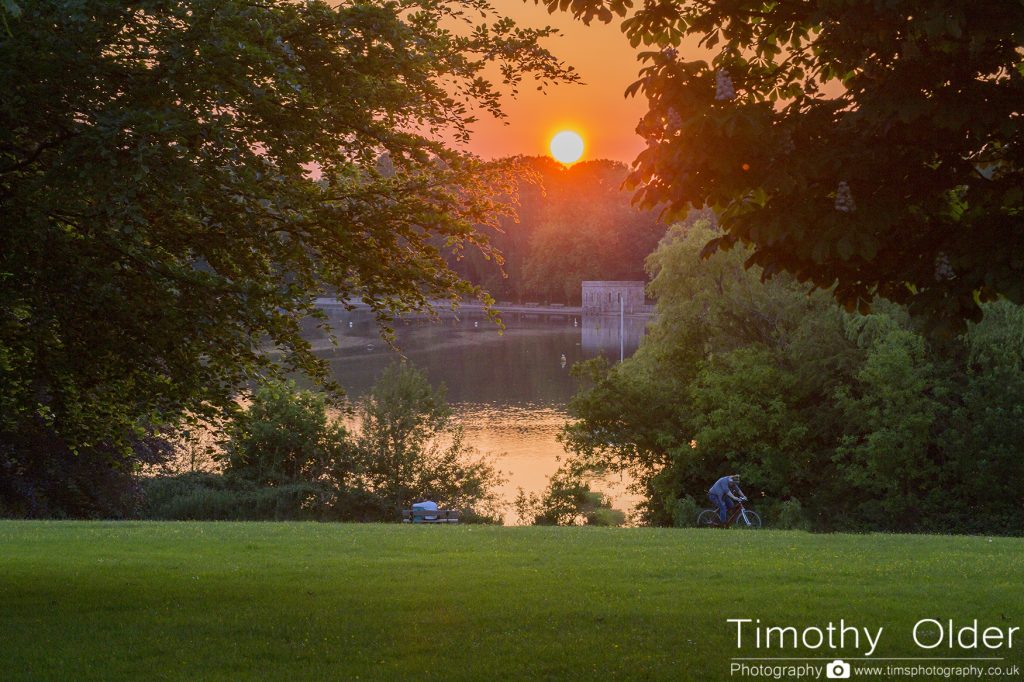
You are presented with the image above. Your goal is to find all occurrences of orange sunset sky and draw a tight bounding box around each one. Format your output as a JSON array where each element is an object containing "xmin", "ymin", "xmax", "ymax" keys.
[{"xmin": 462, "ymin": 3, "xmax": 649, "ymax": 163}]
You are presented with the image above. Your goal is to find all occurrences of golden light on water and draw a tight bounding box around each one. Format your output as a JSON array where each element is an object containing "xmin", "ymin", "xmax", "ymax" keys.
[{"xmin": 457, "ymin": 404, "xmax": 639, "ymax": 524}]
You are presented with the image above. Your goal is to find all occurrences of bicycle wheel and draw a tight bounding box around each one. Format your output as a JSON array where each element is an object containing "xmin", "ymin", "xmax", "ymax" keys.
[
  {"xmin": 736, "ymin": 509, "xmax": 762, "ymax": 529},
  {"xmin": 696, "ymin": 509, "xmax": 720, "ymax": 527}
]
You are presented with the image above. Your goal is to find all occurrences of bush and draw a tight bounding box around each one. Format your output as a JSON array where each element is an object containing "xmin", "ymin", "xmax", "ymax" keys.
[
  {"xmin": 350, "ymin": 363, "xmax": 504, "ymax": 519},
  {"xmin": 667, "ymin": 495, "xmax": 703, "ymax": 528},
  {"xmin": 140, "ymin": 473, "xmax": 331, "ymax": 521},
  {"xmin": 457, "ymin": 508, "xmax": 504, "ymax": 525},
  {"xmin": 223, "ymin": 380, "xmax": 352, "ymax": 487},
  {"xmin": 771, "ymin": 498, "xmax": 809, "ymax": 531},
  {"xmin": 141, "ymin": 365, "xmax": 505, "ymax": 523},
  {"xmin": 515, "ymin": 467, "xmax": 626, "ymax": 526},
  {"xmin": 140, "ymin": 472, "xmax": 402, "ymax": 522},
  {"xmin": 586, "ymin": 505, "xmax": 627, "ymax": 527}
]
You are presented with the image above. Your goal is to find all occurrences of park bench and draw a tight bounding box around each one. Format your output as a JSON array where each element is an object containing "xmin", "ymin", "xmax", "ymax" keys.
[{"xmin": 401, "ymin": 509, "xmax": 460, "ymax": 524}]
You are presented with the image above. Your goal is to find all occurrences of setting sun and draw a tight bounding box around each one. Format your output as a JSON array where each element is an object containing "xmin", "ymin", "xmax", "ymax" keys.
[{"xmin": 550, "ymin": 130, "xmax": 584, "ymax": 164}]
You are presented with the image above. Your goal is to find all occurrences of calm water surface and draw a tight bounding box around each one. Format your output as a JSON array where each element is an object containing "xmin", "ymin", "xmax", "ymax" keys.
[{"xmin": 311, "ymin": 307, "xmax": 647, "ymax": 522}]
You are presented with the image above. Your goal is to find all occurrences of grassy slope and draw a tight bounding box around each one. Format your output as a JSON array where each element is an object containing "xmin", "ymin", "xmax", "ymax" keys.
[{"xmin": 1, "ymin": 522, "xmax": 1021, "ymax": 681}]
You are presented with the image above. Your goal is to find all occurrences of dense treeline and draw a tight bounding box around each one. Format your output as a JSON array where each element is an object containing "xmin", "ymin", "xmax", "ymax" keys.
[
  {"xmin": 444, "ymin": 157, "xmax": 665, "ymax": 305},
  {"xmin": 562, "ymin": 220, "xmax": 1024, "ymax": 534},
  {"xmin": 0, "ymin": 0, "xmax": 572, "ymax": 513}
]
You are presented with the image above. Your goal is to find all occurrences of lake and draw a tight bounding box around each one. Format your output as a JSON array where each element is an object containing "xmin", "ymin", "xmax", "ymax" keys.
[{"xmin": 310, "ymin": 305, "xmax": 648, "ymax": 523}]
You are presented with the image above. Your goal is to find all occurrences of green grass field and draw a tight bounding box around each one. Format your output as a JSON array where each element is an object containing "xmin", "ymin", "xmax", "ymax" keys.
[{"xmin": 1, "ymin": 522, "xmax": 1021, "ymax": 681}]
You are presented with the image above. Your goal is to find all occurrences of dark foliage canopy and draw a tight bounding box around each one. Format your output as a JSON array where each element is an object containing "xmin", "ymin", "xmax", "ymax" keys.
[
  {"xmin": 0, "ymin": 0, "xmax": 575, "ymax": 462},
  {"xmin": 534, "ymin": 0, "xmax": 1024, "ymax": 331}
]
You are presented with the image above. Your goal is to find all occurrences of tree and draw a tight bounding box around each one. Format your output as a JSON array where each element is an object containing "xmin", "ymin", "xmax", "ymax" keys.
[
  {"xmin": 0, "ymin": 433, "xmax": 172, "ymax": 518},
  {"xmin": 222, "ymin": 381, "xmax": 351, "ymax": 487},
  {"xmin": 832, "ymin": 320, "xmax": 946, "ymax": 526},
  {"xmin": 353, "ymin": 363, "xmax": 503, "ymax": 519},
  {"xmin": 442, "ymin": 157, "xmax": 665, "ymax": 304},
  {"xmin": 0, "ymin": 1, "xmax": 576, "ymax": 475},
  {"xmin": 522, "ymin": 159, "xmax": 664, "ymax": 304},
  {"xmin": 562, "ymin": 219, "xmax": 835, "ymax": 523},
  {"xmin": 562, "ymin": 219, "xmax": 1024, "ymax": 532},
  {"xmin": 533, "ymin": 0, "xmax": 1024, "ymax": 331}
]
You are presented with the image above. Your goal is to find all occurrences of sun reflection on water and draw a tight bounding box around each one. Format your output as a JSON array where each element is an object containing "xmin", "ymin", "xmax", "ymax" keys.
[{"xmin": 456, "ymin": 402, "xmax": 638, "ymax": 524}]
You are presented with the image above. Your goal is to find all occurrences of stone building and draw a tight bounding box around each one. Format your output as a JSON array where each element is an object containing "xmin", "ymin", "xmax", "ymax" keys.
[{"xmin": 581, "ymin": 281, "xmax": 646, "ymax": 314}]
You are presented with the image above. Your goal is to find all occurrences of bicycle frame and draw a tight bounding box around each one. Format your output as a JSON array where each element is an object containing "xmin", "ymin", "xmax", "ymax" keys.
[
  {"xmin": 725, "ymin": 501, "xmax": 754, "ymax": 527},
  {"xmin": 729, "ymin": 501, "xmax": 753, "ymax": 528}
]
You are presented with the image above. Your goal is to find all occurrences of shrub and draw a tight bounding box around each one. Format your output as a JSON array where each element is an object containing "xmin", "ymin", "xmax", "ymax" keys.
[
  {"xmin": 772, "ymin": 498, "xmax": 809, "ymax": 531},
  {"xmin": 667, "ymin": 495, "xmax": 702, "ymax": 528},
  {"xmin": 141, "ymin": 364, "xmax": 504, "ymax": 523},
  {"xmin": 457, "ymin": 508, "xmax": 504, "ymax": 525},
  {"xmin": 351, "ymin": 363, "xmax": 504, "ymax": 520},
  {"xmin": 515, "ymin": 467, "xmax": 625, "ymax": 526},
  {"xmin": 140, "ymin": 473, "xmax": 332, "ymax": 521},
  {"xmin": 586, "ymin": 505, "xmax": 627, "ymax": 527},
  {"xmin": 223, "ymin": 381, "xmax": 353, "ymax": 487}
]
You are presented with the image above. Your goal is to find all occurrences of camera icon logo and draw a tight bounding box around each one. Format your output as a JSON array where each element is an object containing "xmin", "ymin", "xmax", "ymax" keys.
[{"xmin": 826, "ymin": 659, "xmax": 851, "ymax": 679}]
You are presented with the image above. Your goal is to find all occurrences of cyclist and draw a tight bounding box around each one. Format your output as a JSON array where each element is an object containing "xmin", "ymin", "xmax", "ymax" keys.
[{"xmin": 708, "ymin": 474, "xmax": 746, "ymax": 525}]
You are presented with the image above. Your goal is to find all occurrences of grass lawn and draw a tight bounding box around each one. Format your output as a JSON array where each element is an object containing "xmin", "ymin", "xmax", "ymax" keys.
[{"xmin": 1, "ymin": 522, "xmax": 1022, "ymax": 681}]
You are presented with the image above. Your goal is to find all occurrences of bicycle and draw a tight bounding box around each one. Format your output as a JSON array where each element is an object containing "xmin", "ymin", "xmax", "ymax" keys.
[{"xmin": 697, "ymin": 498, "xmax": 762, "ymax": 529}]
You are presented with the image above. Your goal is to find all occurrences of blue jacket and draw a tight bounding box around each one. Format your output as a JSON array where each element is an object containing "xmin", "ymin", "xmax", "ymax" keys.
[{"xmin": 709, "ymin": 476, "xmax": 740, "ymax": 499}]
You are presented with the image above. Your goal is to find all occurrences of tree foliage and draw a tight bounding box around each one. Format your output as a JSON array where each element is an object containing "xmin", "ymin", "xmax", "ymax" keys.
[
  {"xmin": 1, "ymin": 432, "xmax": 172, "ymax": 518},
  {"xmin": 150, "ymin": 366, "xmax": 504, "ymax": 521},
  {"xmin": 522, "ymin": 159, "xmax": 665, "ymax": 303},
  {"xmin": 563, "ymin": 220, "xmax": 1024, "ymax": 533},
  {"xmin": 444, "ymin": 157, "xmax": 664, "ymax": 304},
  {"xmin": 222, "ymin": 381, "xmax": 351, "ymax": 488},
  {"xmin": 352, "ymin": 363, "xmax": 503, "ymax": 517},
  {"xmin": 533, "ymin": 0, "xmax": 1024, "ymax": 331},
  {"xmin": 0, "ymin": 0, "xmax": 577, "ymax": 470}
]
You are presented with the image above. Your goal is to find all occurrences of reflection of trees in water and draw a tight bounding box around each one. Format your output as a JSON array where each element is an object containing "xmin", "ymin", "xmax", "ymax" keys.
[
  {"xmin": 327, "ymin": 326, "xmax": 582, "ymax": 405},
  {"xmin": 310, "ymin": 309, "xmax": 645, "ymax": 406}
]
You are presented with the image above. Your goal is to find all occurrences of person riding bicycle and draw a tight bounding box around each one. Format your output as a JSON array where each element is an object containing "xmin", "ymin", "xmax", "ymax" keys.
[{"xmin": 708, "ymin": 474, "xmax": 746, "ymax": 525}]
